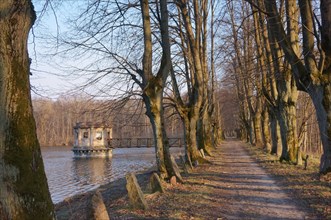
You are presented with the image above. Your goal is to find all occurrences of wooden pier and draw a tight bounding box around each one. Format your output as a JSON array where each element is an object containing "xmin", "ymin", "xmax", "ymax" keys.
[{"xmin": 108, "ymin": 137, "xmax": 183, "ymax": 148}]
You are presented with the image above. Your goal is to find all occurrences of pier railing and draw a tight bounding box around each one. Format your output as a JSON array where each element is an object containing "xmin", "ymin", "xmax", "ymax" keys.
[{"xmin": 109, "ymin": 137, "xmax": 184, "ymax": 148}]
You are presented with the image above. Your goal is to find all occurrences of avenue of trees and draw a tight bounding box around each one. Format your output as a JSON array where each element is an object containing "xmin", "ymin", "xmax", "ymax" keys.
[
  {"xmin": 222, "ymin": 0, "xmax": 331, "ymax": 174},
  {"xmin": 1, "ymin": 0, "xmax": 331, "ymax": 218}
]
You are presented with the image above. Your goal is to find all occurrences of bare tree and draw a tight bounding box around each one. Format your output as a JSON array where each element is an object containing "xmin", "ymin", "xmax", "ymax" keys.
[
  {"xmin": 168, "ymin": 0, "xmax": 213, "ymax": 163},
  {"xmin": 138, "ymin": 0, "xmax": 182, "ymax": 180},
  {"xmin": 259, "ymin": 0, "xmax": 331, "ymax": 173},
  {"xmin": 46, "ymin": 0, "xmax": 182, "ymax": 180},
  {"xmin": 0, "ymin": 0, "xmax": 55, "ymax": 219}
]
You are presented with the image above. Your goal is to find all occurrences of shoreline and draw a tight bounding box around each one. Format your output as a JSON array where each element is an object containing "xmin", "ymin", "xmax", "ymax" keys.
[
  {"xmin": 52, "ymin": 147, "xmax": 184, "ymax": 206},
  {"xmin": 55, "ymin": 167, "xmax": 156, "ymax": 219},
  {"xmin": 52, "ymin": 165, "xmax": 156, "ymax": 205}
]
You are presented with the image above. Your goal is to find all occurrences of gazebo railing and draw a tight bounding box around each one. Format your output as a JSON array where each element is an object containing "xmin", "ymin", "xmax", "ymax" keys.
[{"xmin": 109, "ymin": 137, "xmax": 183, "ymax": 148}]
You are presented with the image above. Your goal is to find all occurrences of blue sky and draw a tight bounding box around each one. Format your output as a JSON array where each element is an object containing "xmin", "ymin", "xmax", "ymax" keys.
[{"xmin": 28, "ymin": 0, "xmax": 81, "ymax": 99}]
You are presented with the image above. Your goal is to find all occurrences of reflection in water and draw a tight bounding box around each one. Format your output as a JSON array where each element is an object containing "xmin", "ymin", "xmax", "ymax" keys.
[
  {"xmin": 41, "ymin": 146, "xmax": 183, "ymax": 204},
  {"xmin": 72, "ymin": 157, "xmax": 112, "ymax": 185}
]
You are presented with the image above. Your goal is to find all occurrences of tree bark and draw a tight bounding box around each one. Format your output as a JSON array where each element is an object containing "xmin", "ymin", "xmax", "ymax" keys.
[
  {"xmin": 140, "ymin": 0, "xmax": 181, "ymax": 180},
  {"xmin": 319, "ymin": 0, "xmax": 331, "ymax": 174},
  {"xmin": 0, "ymin": 1, "xmax": 55, "ymax": 219},
  {"xmin": 171, "ymin": 0, "xmax": 207, "ymax": 164},
  {"xmin": 262, "ymin": 0, "xmax": 331, "ymax": 172},
  {"xmin": 270, "ymin": 111, "xmax": 282, "ymax": 155},
  {"xmin": 183, "ymin": 115, "xmax": 203, "ymax": 162},
  {"xmin": 262, "ymin": 107, "xmax": 272, "ymax": 152}
]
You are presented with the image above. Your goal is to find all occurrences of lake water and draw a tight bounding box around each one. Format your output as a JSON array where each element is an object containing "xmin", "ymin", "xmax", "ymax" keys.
[{"xmin": 41, "ymin": 146, "xmax": 183, "ymax": 204}]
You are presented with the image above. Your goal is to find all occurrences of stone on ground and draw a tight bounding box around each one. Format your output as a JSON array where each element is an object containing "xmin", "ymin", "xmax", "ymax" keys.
[
  {"xmin": 170, "ymin": 176, "xmax": 177, "ymax": 185},
  {"xmin": 199, "ymin": 149, "xmax": 205, "ymax": 158},
  {"xmin": 171, "ymin": 155, "xmax": 184, "ymax": 183},
  {"xmin": 90, "ymin": 190, "xmax": 110, "ymax": 220},
  {"xmin": 126, "ymin": 172, "xmax": 148, "ymax": 210},
  {"xmin": 186, "ymin": 154, "xmax": 194, "ymax": 169},
  {"xmin": 149, "ymin": 172, "xmax": 165, "ymax": 193}
]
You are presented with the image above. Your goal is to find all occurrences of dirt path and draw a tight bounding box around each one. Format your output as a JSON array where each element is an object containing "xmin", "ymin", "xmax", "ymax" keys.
[{"xmin": 188, "ymin": 140, "xmax": 313, "ymax": 219}]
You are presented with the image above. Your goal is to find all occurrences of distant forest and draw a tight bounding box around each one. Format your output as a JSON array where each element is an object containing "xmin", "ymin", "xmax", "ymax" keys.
[{"xmin": 32, "ymin": 96, "xmax": 183, "ymax": 147}]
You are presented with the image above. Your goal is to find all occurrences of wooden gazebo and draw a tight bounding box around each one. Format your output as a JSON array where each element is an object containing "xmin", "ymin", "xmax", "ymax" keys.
[{"xmin": 72, "ymin": 122, "xmax": 112, "ymax": 157}]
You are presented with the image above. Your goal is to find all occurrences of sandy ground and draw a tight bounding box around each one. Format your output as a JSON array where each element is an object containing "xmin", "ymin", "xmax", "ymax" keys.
[{"xmin": 56, "ymin": 140, "xmax": 322, "ymax": 219}]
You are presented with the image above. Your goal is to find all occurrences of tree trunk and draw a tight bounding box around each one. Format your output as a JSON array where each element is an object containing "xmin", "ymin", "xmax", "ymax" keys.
[
  {"xmin": 143, "ymin": 93, "xmax": 167, "ymax": 178},
  {"xmin": 277, "ymin": 107, "xmax": 289, "ymax": 161},
  {"xmin": 262, "ymin": 107, "xmax": 272, "ymax": 152},
  {"xmin": 174, "ymin": 0, "xmax": 207, "ymax": 164},
  {"xmin": 183, "ymin": 115, "xmax": 203, "ymax": 163},
  {"xmin": 262, "ymin": 0, "xmax": 331, "ymax": 173},
  {"xmin": 140, "ymin": 0, "xmax": 183, "ymax": 181},
  {"xmin": 0, "ymin": 1, "xmax": 55, "ymax": 219},
  {"xmin": 287, "ymin": 102, "xmax": 299, "ymax": 163},
  {"xmin": 143, "ymin": 88, "xmax": 180, "ymax": 180},
  {"xmin": 270, "ymin": 111, "xmax": 281, "ymax": 155},
  {"xmin": 309, "ymin": 86, "xmax": 331, "ymax": 174},
  {"xmin": 277, "ymin": 98, "xmax": 299, "ymax": 164},
  {"xmin": 198, "ymin": 109, "xmax": 213, "ymax": 156},
  {"xmin": 253, "ymin": 105, "xmax": 263, "ymax": 147}
]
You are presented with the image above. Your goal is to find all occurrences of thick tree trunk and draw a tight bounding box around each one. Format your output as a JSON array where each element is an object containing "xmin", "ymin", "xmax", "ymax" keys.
[
  {"xmin": 318, "ymin": 0, "xmax": 331, "ymax": 174},
  {"xmin": 143, "ymin": 89, "xmax": 180, "ymax": 180},
  {"xmin": 270, "ymin": 111, "xmax": 282, "ymax": 155},
  {"xmin": 143, "ymin": 94, "xmax": 167, "ymax": 178},
  {"xmin": 262, "ymin": 108, "xmax": 272, "ymax": 152},
  {"xmin": 287, "ymin": 102, "xmax": 299, "ymax": 163},
  {"xmin": 140, "ymin": 0, "xmax": 181, "ymax": 180},
  {"xmin": 175, "ymin": 0, "xmax": 207, "ymax": 164},
  {"xmin": 253, "ymin": 106, "xmax": 263, "ymax": 147},
  {"xmin": 0, "ymin": 1, "xmax": 55, "ymax": 219},
  {"xmin": 249, "ymin": 118, "xmax": 255, "ymax": 145},
  {"xmin": 198, "ymin": 109, "xmax": 213, "ymax": 156},
  {"xmin": 277, "ymin": 101, "xmax": 299, "ymax": 163},
  {"xmin": 263, "ymin": 0, "xmax": 331, "ymax": 173},
  {"xmin": 277, "ymin": 107, "xmax": 289, "ymax": 161},
  {"xmin": 309, "ymin": 86, "xmax": 331, "ymax": 174},
  {"xmin": 182, "ymin": 114, "xmax": 203, "ymax": 164}
]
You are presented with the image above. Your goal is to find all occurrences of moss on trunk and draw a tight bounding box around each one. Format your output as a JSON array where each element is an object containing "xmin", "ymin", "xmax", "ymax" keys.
[{"xmin": 0, "ymin": 1, "xmax": 55, "ymax": 219}]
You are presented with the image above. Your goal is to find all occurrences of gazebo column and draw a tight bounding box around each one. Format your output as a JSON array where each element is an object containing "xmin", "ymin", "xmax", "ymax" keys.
[
  {"xmin": 77, "ymin": 129, "xmax": 81, "ymax": 147},
  {"xmin": 90, "ymin": 127, "xmax": 93, "ymax": 147}
]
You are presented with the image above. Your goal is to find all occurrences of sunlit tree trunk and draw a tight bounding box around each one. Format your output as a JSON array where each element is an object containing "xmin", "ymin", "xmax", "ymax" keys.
[
  {"xmin": 139, "ymin": 0, "xmax": 181, "ymax": 180},
  {"xmin": 252, "ymin": 1, "xmax": 271, "ymax": 150},
  {"xmin": 270, "ymin": 112, "xmax": 282, "ymax": 155},
  {"xmin": 199, "ymin": 0, "xmax": 214, "ymax": 155},
  {"xmin": 184, "ymin": 114, "xmax": 203, "ymax": 162},
  {"xmin": 253, "ymin": 99, "xmax": 263, "ymax": 147},
  {"xmin": 275, "ymin": 68, "xmax": 299, "ymax": 163},
  {"xmin": 143, "ymin": 88, "xmax": 175, "ymax": 179},
  {"xmin": 266, "ymin": 6, "xmax": 299, "ymax": 163},
  {"xmin": 263, "ymin": 0, "xmax": 331, "ymax": 172},
  {"xmin": 170, "ymin": 0, "xmax": 206, "ymax": 164},
  {"xmin": 0, "ymin": 1, "xmax": 55, "ymax": 219},
  {"xmin": 262, "ymin": 107, "xmax": 272, "ymax": 152}
]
